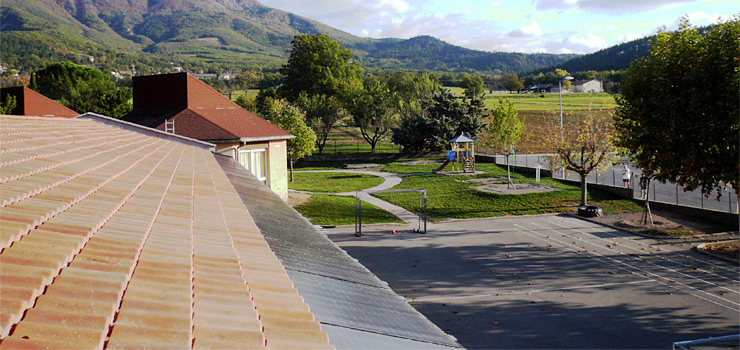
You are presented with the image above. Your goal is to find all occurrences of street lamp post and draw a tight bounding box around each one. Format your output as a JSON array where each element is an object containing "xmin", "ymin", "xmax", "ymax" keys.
[
  {"xmin": 558, "ymin": 76, "xmax": 574, "ymax": 142},
  {"xmin": 558, "ymin": 76, "xmax": 573, "ymax": 179}
]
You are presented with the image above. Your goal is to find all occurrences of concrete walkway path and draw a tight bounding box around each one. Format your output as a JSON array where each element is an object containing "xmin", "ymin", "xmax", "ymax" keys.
[{"xmin": 293, "ymin": 170, "xmax": 421, "ymax": 226}]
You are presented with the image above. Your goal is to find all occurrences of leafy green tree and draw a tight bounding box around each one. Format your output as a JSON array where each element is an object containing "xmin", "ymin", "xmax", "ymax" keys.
[
  {"xmin": 615, "ymin": 17, "xmax": 740, "ymax": 198},
  {"xmin": 387, "ymin": 71, "xmax": 440, "ymax": 121},
  {"xmin": 485, "ymin": 99, "xmax": 523, "ymax": 188},
  {"xmin": 392, "ymin": 89, "xmax": 486, "ymax": 153},
  {"xmin": 555, "ymin": 69, "xmax": 572, "ymax": 90},
  {"xmin": 234, "ymin": 95, "xmax": 256, "ymax": 112},
  {"xmin": 460, "ymin": 74, "xmax": 484, "ymax": 99},
  {"xmin": 35, "ymin": 61, "xmax": 131, "ymax": 118},
  {"xmin": 278, "ymin": 34, "xmax": 363, "ymax": 102},
  {"xmin": 346, "ymin": 76, "xmax": 397, "ymax": 153},
  {"xmin": 502, "ymin": 74, "xmax": 524, "ymax": 92},
  {"xmin": 264, "ymin": 99, "xmax": 316, "ymax": 181},
  {"xmin": 253, "ymin": 88, "xmax": 278, "ymax": 117},
  {"xmin": 0, "ymin": 95, "xmax": 17, "ymax": 114},
  {"xmin": 545, "ymin": 111, "xmax": 619, "ymax": 206},
  {"xmin": 296, "ymin": 93, "xmax": 344, "ymax": 154}
]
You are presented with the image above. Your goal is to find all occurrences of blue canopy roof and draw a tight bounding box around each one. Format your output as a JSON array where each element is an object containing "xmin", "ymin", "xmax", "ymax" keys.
[{"xmin": 449, "ymin": 133, "xmax": 476, "ymax": 143}]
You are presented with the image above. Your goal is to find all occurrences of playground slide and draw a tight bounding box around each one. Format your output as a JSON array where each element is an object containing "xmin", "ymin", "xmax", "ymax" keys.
[{"xmin": 433, "ymin": 160, "xmax": 452, "ymax": 173}]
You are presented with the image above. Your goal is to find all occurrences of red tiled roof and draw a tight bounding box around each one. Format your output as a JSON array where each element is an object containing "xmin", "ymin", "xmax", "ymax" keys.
[
  {"xmin": 0, "ymin": 115, "xmax": 332, "ymax": 349},
  {"xmin": 0, "ymin": 87, "xmax": 78, "ymax": 118},
  {"xmin": 126, "ymin": 73, "xmax": 292, "ymax": 141},
  {"xmin": 161, "ymin": 108, "xmax": 294, "ymax": 141}
]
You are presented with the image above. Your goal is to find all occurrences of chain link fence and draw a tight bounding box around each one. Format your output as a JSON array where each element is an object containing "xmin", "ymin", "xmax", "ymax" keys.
[{"xmin": 484, "ymin": 154, "xmax": 738, "ymax": 214}]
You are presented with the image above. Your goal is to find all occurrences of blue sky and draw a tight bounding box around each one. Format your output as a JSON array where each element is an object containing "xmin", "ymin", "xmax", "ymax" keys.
[{"xmin": 258, "ymin": 0, "xmax": 739, "ymax": 54}]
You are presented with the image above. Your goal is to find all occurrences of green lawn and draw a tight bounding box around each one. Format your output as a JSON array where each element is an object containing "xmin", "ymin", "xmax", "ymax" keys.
[
  {"xmin": 293, "ymin": 194, "xmax": 404, "ymax": 226},
  {"xmin": 288, "ymin": 172, "xmax": 385, "ymax": 193},
  {"xmin": 374, "ymin": 164, "xmax": 642, "ymax": 221}
]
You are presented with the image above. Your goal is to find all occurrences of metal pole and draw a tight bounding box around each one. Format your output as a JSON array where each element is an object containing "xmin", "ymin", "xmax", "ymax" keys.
[
  {"xmin": 653, "ymin": 181, "xmax": 656, "ymax": 202},
  {"xmin": 418, "ymin": 191, "xmax": 422, "ymax": 233},
  {"xmin": 559, "ymin": 81, "xmax": 563, "ymax": 143},
  {"xmin": 676, "ymin": 184, "xmax": 679, "ymax": 205},
  {"xmin": 423, "ymin": 190, "xmax": 427, "ymax": 234}
]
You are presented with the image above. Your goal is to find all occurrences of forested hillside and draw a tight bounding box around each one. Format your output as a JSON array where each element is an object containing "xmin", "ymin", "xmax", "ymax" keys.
[{"xmin": 0, "ymin": 0, "xmax": 575, "ymax": 75}]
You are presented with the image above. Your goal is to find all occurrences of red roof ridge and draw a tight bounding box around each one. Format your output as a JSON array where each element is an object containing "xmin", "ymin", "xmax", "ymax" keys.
[
  {"xmin": 0, "ymin": 87, "xmax": 79, "ymax": 118},
  {"xmin": 77, "ymin": 113, "xmax": 216, "ymax": 151}
]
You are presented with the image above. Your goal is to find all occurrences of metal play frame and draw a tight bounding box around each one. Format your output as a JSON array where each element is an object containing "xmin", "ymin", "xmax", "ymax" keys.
[{"xmin": 355, "ymin": 189, "xmax": 427, "ymax": 237}]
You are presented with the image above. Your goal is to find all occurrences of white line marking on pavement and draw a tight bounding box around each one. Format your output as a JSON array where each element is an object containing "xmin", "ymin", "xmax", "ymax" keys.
[
  {"xmin": 411, "ymin": 280, "xmax": 655, "ymax": 302},
  {"xmin": 512, "ymin": 224, "xmax": 739, "ymax": 311},
  {"xmin": 548, "ymin": 218, "xmax": 738, "ymax": 274},
  {"xmin": 531, "ymin": 222, "xmax": 740, "ymax": 294}
]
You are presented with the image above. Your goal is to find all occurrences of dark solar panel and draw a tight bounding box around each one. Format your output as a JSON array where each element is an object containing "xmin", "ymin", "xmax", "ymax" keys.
[
  {"xmin": 216, "ymin": 155, "xmax": 462, "ymax": 349},
  {"xmin": 289, "ymin": 271, "xmax": 460, "ymax": 347}
]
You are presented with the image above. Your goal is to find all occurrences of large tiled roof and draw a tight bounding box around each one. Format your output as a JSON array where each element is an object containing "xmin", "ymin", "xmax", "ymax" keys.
[
  {"xmin": 0, "ymin": 87, "xmax": 78, "ymax": 118},
  {"xmin": 123, "ymin": 73, "xmax": 292, "ymax": 142},
  {"xmin": 216, "ymin": 156, "xmax": 463, "ymax": 349},
  {"xmin": 0, "ymin": 115, "xmax": 331, "ymax": 349}
]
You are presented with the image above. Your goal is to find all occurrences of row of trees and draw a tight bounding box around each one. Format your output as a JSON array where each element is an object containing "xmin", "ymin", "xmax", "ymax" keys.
[{"xmin": 246, "ymin": 34, "xmax": 489, "ymax": 156}]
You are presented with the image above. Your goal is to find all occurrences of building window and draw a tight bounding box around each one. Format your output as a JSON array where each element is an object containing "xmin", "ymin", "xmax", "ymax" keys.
[{"xmin": 238, "ymin": 149, "xmax": 267, "ymax": 184}]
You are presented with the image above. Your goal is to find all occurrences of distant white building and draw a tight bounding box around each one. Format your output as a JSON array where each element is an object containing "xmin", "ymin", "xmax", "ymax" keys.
[{"xmin": 573, "ymin": 79, "xmax": 603, "ymax": 93}]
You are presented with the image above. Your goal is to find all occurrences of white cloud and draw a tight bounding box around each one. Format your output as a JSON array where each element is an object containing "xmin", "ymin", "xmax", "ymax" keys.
[
  {"xmin": 509, "ymin": 21, "xmax": 543, "ymax": 37},
  {"xmin": 683, "ymin": 11, "xmax": 723, "ymax": 25},
  {"xmin": 534, "ymin": 0, "xmax": 695, "ymax": 12},
  {"xmin": 256, "ymin": 0, "xmax": 737, "ymax": 54},
  {"xmin": 379, "ymin": 0, "xmax": 410, "ymax": 12},
  {"xmin": 617, "ymin": 32, "xmax": 644, "ymax": 42},
  {"xmin": 568, "ymin": 34, "xmax": 608, "ymax": 49}
]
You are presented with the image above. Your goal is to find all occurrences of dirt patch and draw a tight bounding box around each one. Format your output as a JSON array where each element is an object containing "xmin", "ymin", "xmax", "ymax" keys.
[
  {"xmin": 466, "ymin": 178, "xmax": 561, "ymax": 195},
  {"xmin": 397, "ymin": 159, "xmax": 440, "ymax": 165},
  {"xmin": 591, "ymin": 209, "xmax": 738, "ymax": 238},
  {"xmin": 697, "ymin": 240, "xmax": 739, "ymax": 261},
  {"xmin": 288, "ymin": 191, "xmax": 312, "ymax": 207},
  {"xmin": 345, "ymin": 163, "xmax": 382, "ymax": 170}
]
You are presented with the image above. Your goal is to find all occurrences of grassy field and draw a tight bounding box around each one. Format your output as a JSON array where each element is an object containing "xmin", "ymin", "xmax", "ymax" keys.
[
  {"xmin": 288, "ymin": 172, "xmax": 385, "ymax": 193},
  {"xmin": 374, "ymin": 164, "xmax": 642, "ymax": 221},
  {"xmin": 293, "ymin": 194, "xmax": 404, "ymax": 226},
  {"xmin": 445, "ymin": 86, "xmax": 617, "ymax": 110},
  {"xmin": 289, "ymin": 160, "xmax": 642, "ymax": 224}
]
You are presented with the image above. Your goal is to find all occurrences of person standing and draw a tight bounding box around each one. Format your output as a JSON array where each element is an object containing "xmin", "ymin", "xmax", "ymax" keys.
[
  {"xmin": 622, "ymin": 165, "xmax": 631, "ymax": 188},
  {"xmin": 639, "ymin": 174, "xmax": 648, "ymax": 199}
]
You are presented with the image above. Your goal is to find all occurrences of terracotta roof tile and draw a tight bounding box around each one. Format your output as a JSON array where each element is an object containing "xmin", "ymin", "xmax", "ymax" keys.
[
  {"xmin": 0, "ymin": 116, "xmax": 331, "ymax": 348},
  {"xmin": 0, "ymin": 87, "xmax": 79, "ymax": 118}
]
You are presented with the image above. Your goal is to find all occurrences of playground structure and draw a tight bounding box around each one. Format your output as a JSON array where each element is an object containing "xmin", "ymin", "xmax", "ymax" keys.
[
  {"xmin": 355, "ymin": 189, "xmax": 427, "ymax": 237},
  {"xmin": 434, "ymin": 133, "xmax": 476, "ymax": 173}
]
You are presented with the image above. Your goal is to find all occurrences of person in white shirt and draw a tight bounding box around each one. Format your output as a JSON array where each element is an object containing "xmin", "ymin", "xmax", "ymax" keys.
[{"xmin": 622, "ymin": 165, "xmax": 631, "ymax": 188}]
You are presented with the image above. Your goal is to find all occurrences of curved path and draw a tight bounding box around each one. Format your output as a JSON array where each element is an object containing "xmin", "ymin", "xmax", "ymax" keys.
[{"xmin": 293, "ymin": 170, "xmax": 421, "ymax": 225}]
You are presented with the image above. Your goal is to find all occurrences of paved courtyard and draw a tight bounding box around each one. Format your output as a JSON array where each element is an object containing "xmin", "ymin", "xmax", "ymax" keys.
[{"xmin": 324, "ymin": 215, "xmax": 739, "ymax": 349}]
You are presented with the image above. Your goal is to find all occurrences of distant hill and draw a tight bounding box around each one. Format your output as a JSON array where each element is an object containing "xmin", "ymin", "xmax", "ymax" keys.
[
  {"xmin": 540, "ymin": 36, "xmax": 653, "ymax": 74},
  {"xmin": 353, "ymin": 35, "xmax": 575, "ymax": 73},
  {"xmin": 1, "ymin": 0, "xmax": 575, "ymax": 74}
]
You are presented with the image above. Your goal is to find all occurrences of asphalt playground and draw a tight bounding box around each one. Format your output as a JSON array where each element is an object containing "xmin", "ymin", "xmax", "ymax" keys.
[{"xmin": 323, "ymin": 215, "xmax": 739, "ymax": 349}]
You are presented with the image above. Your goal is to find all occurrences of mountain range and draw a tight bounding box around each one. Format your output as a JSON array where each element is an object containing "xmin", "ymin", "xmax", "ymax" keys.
[{"xmin": 1, "ymin": 0, "xmax": 582, "ymax": 75}]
